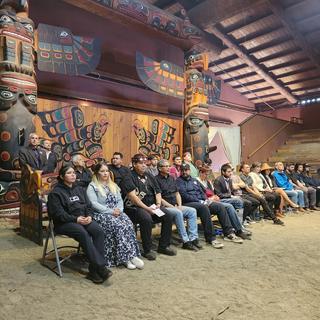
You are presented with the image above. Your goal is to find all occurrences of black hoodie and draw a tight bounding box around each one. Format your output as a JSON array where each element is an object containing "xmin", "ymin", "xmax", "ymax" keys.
[{"xmin": 47, "ymin": 181, "xmax": 93, "ymax": 226}]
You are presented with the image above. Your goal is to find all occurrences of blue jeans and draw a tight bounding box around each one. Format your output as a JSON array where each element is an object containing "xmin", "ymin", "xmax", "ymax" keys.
[
  {"xmin": 220, "ymin": 202, "xmax": 242, "ymax": 232},
  {"xmin": 285, "ymin": 190, "xmax": 305, "ymax": 207},
  {"xmin": 166, "ymin": 206, "xmax": 198, "ymax": 243},
  {"xmin": 220, "ymin": 197, "xmax": 244, "ymax": 222}
]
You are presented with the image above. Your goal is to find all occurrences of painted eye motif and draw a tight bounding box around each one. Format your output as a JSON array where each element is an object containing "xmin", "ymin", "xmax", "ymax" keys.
[
  {"xmin": 24, "ymin": 24, "xmax": 34, "ymax": 32},
  {"xmin": 0, "ymin": 91, "xmax": 14, "ymax": 99},
  {"xmin": 0, "ymin": 15, "xmax": 13, "ymax": 23},
  {"xmin": 25, "ymin": 94, "xmax": 37, "ymax": 104},
  {"xmin": 60, "ymin": 31, "xmax": 69, "ymax": 38}
]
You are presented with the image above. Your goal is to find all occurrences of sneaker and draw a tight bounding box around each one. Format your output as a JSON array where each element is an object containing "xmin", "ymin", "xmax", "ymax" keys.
[
  {"xmin": 124, "ymin": 261, "xmax": 136, "ymax": 270},
  {"xmin": 273, "ymin": 218, "xmax": 285, "ymax": 226},
  {"xmin": 142, "ymin": 250, "xmax": 157, "ymax": 261},
  {"xmin": 236, "ymin": 231, "xmax": 251, "ymax": 240},
  {"xmin": 207, "ymin": 240, "xmax": 224, "ymax": 249},
  {"xmin": 131, "ymin": 257, "xmax": 144, "ymax": 269},
  {"xmin": 157, "ymin": 246, "xmax": 177, "ymax": 256},
  {"xmin": 182, "ymin": 241, "xmax": 198, "ymax": 251},
  {"xmin": 192, "ymin": 239, "xmax": 203, "ymax": 250},
  {"xmin": 241, "ymin": 228, "xmax": 252, "ymax": 236},
  {"xmin": 224, "ymin": 233, "xmax": 243, "ymax": 244}
]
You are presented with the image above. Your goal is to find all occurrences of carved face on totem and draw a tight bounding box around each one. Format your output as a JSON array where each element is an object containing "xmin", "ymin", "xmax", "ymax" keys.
[
  {"xmin": 0, "ymin": 8, "xmax": 37, "ymax": 113},
  {"xmin": 0, "ymin": 4, "xmax": 36, "ymax": 174},
  {"xmin": 185, "ymin": 52, "xmax": 208, "ymax": 72}
]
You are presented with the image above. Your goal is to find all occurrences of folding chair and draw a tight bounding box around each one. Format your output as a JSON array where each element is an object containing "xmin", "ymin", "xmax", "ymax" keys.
[{"xmin": 41, "ymin": 220, "xmax": 81, "ymax": 277}]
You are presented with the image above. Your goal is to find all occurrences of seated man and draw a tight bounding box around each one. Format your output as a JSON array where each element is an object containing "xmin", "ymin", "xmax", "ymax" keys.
[
  {"xmin": 156, "ymin": 159, "xmax": 202, "ymax": 251},
  {"xmin": 240, "ymin": 163, "xmax": 284, "ymax": 225},
  {"xmin": 292, "ymin": 163, "xmax": 317, "ymax": 210},
  {"xmin": 145, "ymin": 154, "xmax": 159, "ymax": 177},
  {"xmin": 121, "ymin": 154, "xmax": 176, "ymax": 260},
  {"xmin": 109, "ymin": 152, "xmax": 132, "ymax": 187},
  {"xmin": 273, "ymin": 162, "xmax": 305, "ymax": 212},
  {"xmin": 72, "ymin": 154, "xmax": 92, "ymax": 189},
  {"xmin": 301, "ymin": 164, "xmax": 320, "ymax": 208},
  {"xmin": 214, "ymin": 163, "xmax": 258, "ymax": 226},
  {"xmin": 197, "ymin": 165, "xmax": 251, "ymax": 240},
  {"xmin": 19, "ymin": 133, "xmax": 47, "ymax": 171},
  {"xmin": 177, "ymin": 163, "xmax": 243, "ymax": 245}
]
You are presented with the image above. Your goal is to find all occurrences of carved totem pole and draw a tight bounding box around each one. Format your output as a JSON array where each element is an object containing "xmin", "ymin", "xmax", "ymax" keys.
[
  {"xmin": 136, "ymin": 51, "xmax": 221, "ymax": 166},
  {"xmin": 0, "ymin": 0, "xmax": 101, "ymax": 211}
]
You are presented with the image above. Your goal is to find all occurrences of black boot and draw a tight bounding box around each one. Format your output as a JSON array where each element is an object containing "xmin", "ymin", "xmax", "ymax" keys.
[
  {"xmin": 97, "ymin": 265, "xmax": 113, "ymax": 281},
  {"xmin": 87, "ymin": 264, "xmax": 104, "ymax": 284}
]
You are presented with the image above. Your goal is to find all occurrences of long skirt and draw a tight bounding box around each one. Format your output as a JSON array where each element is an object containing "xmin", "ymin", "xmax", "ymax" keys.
[{"xmin": 93, "ymin": 212, "xmax": 140, "ymax": 267}]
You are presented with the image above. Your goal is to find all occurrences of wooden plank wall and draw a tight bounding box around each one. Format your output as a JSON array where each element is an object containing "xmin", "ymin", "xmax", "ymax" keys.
[{"xmin": 34, "ymin": 98, "xmax": 183, "ymax": 166}]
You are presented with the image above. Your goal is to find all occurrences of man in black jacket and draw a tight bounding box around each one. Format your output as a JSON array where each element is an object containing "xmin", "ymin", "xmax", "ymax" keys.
[
  {"xmin": 214, "ymin": 163, "xmax": 257, "ymax": 224},
  {"xmin": 109, "ymin": 152, "xmax": 131, "ymax": 188},
  {"xmin": 72, "ymin": 154, "xmax": 92, "ymax": 189},
  {"xmin": 19, "ymin": 133, "xmax": 47, "ymax": 170},
  {"xmin": 121, "ymin": 154, "xmax": 176, "ymax": 261}
]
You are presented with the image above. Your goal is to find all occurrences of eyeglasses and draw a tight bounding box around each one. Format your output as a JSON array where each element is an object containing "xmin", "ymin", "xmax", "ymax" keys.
[{"xmin": 160, "ymin": 165, "xmax": 170, "ymax": 167}]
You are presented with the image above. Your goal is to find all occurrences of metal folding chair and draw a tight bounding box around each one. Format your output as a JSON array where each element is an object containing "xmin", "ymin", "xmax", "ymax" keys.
[{"xmin": 41, "ymin": 220, "xmax": 81, "ymax": 277}]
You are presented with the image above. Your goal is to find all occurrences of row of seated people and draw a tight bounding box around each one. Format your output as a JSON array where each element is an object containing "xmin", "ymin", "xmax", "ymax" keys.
[{"xmin": 45, "ymin": 150, "xmax": 293, "ymax": 285}]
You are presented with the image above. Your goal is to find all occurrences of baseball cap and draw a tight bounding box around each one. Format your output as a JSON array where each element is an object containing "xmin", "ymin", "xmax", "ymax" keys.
[{"xmin": 181, "ymin": 163, "xmax": 190, "ymax": 171}]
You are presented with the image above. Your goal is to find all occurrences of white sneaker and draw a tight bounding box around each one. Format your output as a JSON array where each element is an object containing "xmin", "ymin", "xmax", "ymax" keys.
[
  {"xmin": 131, "ymin": 257, "xmax": 144, "ymax": 270},
  {"xmin": 224, "ymin": 233, "xmax": 243, "ymax": 244},
  {"xmin": 124, "ymin": 261, "xmax": 136, "ymax": 270}
]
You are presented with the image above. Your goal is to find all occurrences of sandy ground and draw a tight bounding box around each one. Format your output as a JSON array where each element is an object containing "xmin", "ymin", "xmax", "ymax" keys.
[{"xmin": 0, "ymin": 212, "xmax": 320, "ymax": 320}]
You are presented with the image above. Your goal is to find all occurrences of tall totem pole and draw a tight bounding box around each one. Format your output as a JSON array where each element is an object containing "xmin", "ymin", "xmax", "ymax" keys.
[
  {"xmin": 0, "ymin": 0, "xmax": 101, "ymax": 212},
  {"xmin": 0, "ymin": 0, "xmax": 36, "ymax": 209}
]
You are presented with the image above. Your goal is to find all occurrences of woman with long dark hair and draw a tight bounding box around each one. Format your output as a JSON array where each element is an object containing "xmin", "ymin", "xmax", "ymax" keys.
[
  {"xmin": 47, "ymin": 164, "xmax": 112, "ymax": 284},
  {"xmin": 87, "ymin": 161, "xmax": 144, "ymax": 270}
]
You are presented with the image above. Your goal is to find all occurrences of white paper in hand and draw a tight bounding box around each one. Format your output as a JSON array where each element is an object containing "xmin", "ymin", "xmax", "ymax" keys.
[{"xmin": 149, "ymin": 204, "xmax": 165, "ymax": 217}]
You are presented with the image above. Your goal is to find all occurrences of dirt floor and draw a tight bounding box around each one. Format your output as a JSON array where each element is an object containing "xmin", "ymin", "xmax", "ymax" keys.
[{"xmin": 0, "ymin": 211, "xmax": 320, "ymax": 320}]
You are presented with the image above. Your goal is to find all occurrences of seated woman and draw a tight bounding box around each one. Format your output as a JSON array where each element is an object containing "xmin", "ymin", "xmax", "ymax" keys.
[
  {"xmin": 249, "ymin": 162, "xmax": 282, "ymax": 218},
  {"xmin": 87, "ymin": 161, "xmax": 144, "ymax": 270},
  {"xmin": 260, "ymin": 163, "xmax": 299, "ymax": 213},
  {"xmin": 47, "ymin": 164, "xmax": 112, "ymax": 284}
]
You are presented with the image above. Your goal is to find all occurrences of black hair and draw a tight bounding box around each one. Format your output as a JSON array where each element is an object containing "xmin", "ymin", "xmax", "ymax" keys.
[
  {"xmin": 173, "ymin": 154, "xmax": 182, "ymax": 161},
  {"xmin": 221, "ymin": 163, "xmax": 232, "ymax": 173},
  {"xmin": 113, "ymin": 152, "xmax": 123, "ymax": 159},
  {"xmin": 58, "ymin": 164, "xmax": 74, "ymax": 182},
  {"xmin": 92, "ymin": 161, "xmax": 109, "ymax": 175}
]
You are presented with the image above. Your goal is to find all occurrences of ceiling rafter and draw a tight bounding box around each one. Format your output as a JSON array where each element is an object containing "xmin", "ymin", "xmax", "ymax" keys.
[
  {"xmin": 268, "ymin": 0, "xmax": 320, "ymax": 69},
  {"xmin": 205, "ymin": 25, "xmax": 297, "ymax": 104}
]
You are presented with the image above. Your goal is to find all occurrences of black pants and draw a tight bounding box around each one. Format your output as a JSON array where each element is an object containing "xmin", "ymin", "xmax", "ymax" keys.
[
  {"xmin": 54, "ymin": 220, "xmax": 106, "ymax": 267},
  {"xmin": 125, "ymin": 207, "xmax": 174, "ymax": 254},
  {"xmin": 208, "ymin": 201, "xmax": 234, "ymax": 236},
  {"xmin": 263, "ymin": 191, "xmax": 281, "ymax": 211},
  {"xmin": 240, "ymin": 197, "xmax": 259, "ymax": 221},
  {"xmin": 242, "ymin": 193, "xmax": 275, "ymax": 219},
  {"xmin": 184, "ymin": 202, "xmax": 215, "ymax": 243}
]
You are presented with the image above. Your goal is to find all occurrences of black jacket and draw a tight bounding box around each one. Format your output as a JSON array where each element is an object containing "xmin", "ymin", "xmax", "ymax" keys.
[
  {"xmin": 43, "ymin": 151, "xmax": 58, "ymax": 174},
  {"xmin": 213, "ymin": 175, "xmax": 233, "ymax": 199},
  {"xmin": 19, "ymin": 146, "xmax": 47, "ymax": 170},
  {"xmin": 47, "ymin": 181, "xmax": 93, "ymax": 226}
]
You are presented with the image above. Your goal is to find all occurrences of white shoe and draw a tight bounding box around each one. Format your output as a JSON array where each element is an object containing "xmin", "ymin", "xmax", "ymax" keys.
[
  {"xmin": 124, "ymin": 261, "xmax": 136, "ymax": 270},
  {"xmin": 131, "ymin": 257, "xmax": 144, "ymax": 269}
]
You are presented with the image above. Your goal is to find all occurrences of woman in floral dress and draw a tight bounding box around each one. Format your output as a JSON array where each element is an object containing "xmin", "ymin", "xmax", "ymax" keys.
[{"xmin": 87, "ymin": 161, "xmax": 144, "ymax": 270}]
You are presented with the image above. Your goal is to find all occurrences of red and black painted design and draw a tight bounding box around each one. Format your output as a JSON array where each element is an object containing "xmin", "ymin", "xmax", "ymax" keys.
[
  {"xmin": 93, "ymin": 0, "xmax": 202, "ymax": 42},
  {"xmin": 136, "ymin": 51, "xmax": 221, "ymax": 164},
  {"xmin": 37, "ymin": 23, "xmax": 101, "ymax": 76},
  {"xmin": 0, "ymin": 1, "xmax": 102, "ymax": 213},
  {"xmin": 133, "ymin": 118, "xmax": 179, "ymax": 160},
  {"xmin": 37, "ymin": 105, "xmax": 109, "ymax": 168}
]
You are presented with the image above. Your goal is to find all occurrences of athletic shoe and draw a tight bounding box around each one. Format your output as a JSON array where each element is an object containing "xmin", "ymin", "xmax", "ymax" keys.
[
  {"xmin": 224, "ymin": 233, "xmax": 243, "ymax": 244},
  {"xmin": 207, "ymin": 240, "xmax": 224, "ymax": 249},
  {"xmin": 131, "ymin": 257, "xmax": 144, "ymax": 269},
  {"xmin": 157, "ymin": 246, "xmax": 177, "ymax": 256},
  {"xmin": 142, "ymin": 251, "xmax": 157, "ymax": 261},
  {"xmin": 192, "ymin": 239, "xmax": 203, "ymax": 250}
]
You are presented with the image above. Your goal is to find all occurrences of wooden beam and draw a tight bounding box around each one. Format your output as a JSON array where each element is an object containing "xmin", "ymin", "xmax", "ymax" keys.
[
  {"xmin": 205, "ymin": 25, "xmax": 298, "ymax": 104},
  {"xmin": 268, "ymin": 0, "xmax": 320, "ymax": 69},
  {"xmin": 187, "ymin": 0, "xmax": 265, "ymax": 29}
]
